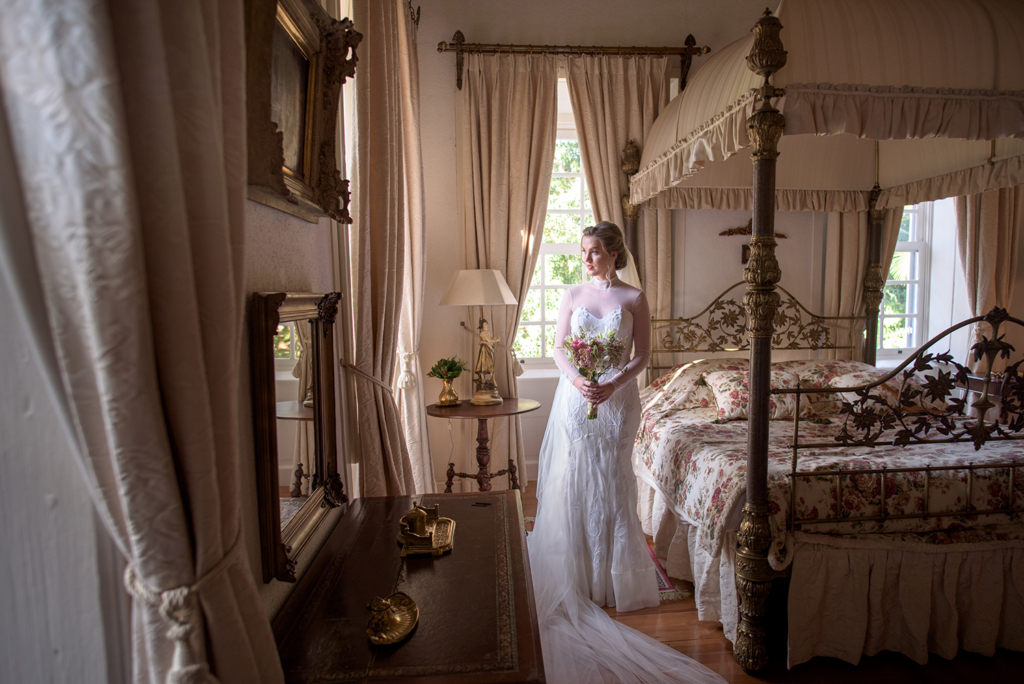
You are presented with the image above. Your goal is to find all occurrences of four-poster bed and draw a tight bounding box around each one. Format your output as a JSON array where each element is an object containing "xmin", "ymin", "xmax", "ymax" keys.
[{"xmin": 629, "ymin": 0, "xmax": 1024, "ymax": 671}]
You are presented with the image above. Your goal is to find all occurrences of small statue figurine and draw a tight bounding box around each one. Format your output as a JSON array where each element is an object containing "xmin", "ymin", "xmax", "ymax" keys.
[{"xmin": 471, "ymin": 319, "xmax": 502, "ymax": 405}]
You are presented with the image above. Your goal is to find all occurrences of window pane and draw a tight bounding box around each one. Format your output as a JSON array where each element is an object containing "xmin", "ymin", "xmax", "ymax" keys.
[
  {"xmin": 530, "ymin": 262, "xmax": 542, "ymax": 287},
  {"xmin": 876, "ymin": 315, "xmax": 917, "ymax": 348},
  {"xmin": 888, "ymin": 251, "xmax": 919, "ymax": 281},
  {"xmin": 274, "ymin": 324, "xmax": 293, "ymax": 358},
  {"xmin": 553, "ymin": 140, "xmax": 581, "ymax": 174},
  {"xmin": 549, "ymin": 176, "xmax": 582, "ymax": 210},
  {"xmin": 520, "ymin": 289, "xmax": 542, "ymax": 323},
  {"xmin": 514, "ymin": 324, "xmax": 542, "ymax": 359},
  {"xmin": 544, "ymin": 213, "xmax": 581, "ymax": 244},
  {"xmin": 583, "ymin": 181, "xmax": 591, "ymax": 211},
  {"xmin": 544, "ymin": 324, "xmax": 556, "ymax": 357},
  {"xmin": 898, "ymin": 211, "xmax": 911, "ymax": 241},
  {"xmin": 546, "ymin": 253, "xmax": 582, "ymax": 285},
  {"xmin": 545, "ymin": 288, "xmax": 564, "ymax": 321},
  {"xmin": 883, "ymin": 284, "xmax": 912, "ymax": 315}
]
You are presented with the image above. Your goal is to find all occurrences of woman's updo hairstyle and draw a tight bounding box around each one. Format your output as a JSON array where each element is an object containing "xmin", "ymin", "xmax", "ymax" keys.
[{"xmin": 582, "ymin": 221, "xmax": 627, "ymax": 270}]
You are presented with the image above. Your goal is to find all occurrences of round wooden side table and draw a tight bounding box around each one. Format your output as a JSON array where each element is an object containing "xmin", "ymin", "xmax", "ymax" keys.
[{"xmin": 426, "ymin": 398, "xmax": 541, "ymax": 492}]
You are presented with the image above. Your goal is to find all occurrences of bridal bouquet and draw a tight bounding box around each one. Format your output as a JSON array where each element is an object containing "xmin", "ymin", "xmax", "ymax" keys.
[{"xmin": 560, "ymin": 331, "xmax": 626, "ymax": 419}]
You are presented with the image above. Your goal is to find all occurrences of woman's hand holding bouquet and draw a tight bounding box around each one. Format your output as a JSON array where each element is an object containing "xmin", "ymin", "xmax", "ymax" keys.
[{"xmin": 560, "ymin": 331, "xmax": 625, "ymax": 419}]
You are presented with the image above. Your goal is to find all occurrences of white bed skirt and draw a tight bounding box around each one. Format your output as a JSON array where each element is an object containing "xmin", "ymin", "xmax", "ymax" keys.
[{"xmin": 637, "ymin": 482, "xmax": 1024, "ymax": 668}]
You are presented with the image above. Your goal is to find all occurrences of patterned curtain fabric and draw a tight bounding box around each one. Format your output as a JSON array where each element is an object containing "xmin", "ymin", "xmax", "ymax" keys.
[
  {"xmin": 350, "ymin": 0, "xmax": 417, "ymax": 496},
  {"xmin": 955, "ymin": 187, "xmax": 1023, "ymax": 371},
  {"xmin": 565, "ymin": 55, "xmax": 674, "ymax": 323},
  {"xmin": 0, "ymin": 1, "xmax": 282, "ymax": 682},
  {"xmin": 459, "ymin": 52, "xmax": 559, "ymax": 487},
  {"xmin": 391, "ymin": 0, "xmax": 433, "ymax": 494},
  {"xmin": 823, "ymin": 209, "xmax": 903, "ymax": 360}
]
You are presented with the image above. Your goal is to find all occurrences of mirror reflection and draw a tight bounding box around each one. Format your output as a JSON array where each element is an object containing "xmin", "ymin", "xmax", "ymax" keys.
[{"xmin": 274, "ymin": 322, "xmax": 316, "ymax": 529}]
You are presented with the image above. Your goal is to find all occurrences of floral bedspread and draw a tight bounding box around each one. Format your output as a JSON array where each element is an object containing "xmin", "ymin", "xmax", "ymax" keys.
[{"xmin": 633, "ymin": 407, "xmax": 1024, "ymax": 569}]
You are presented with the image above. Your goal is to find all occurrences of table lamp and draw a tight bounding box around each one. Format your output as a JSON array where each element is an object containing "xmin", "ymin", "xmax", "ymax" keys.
[{"xmin": 439, "ymin": 269, "xmax": 518, "ymax": 405}]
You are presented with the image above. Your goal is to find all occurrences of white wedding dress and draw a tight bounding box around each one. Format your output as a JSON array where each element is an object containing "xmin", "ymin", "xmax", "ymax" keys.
[{"xmin": 528, "ymin": 276, "xmax": 725, "ymax": 684}]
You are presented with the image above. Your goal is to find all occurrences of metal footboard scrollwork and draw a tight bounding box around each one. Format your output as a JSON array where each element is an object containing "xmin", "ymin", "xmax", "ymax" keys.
[
  {"xmin": 647, "ymin": 282, "xmax": 862, "ymax": 384},
  {"xmin": 777, "ymin": 307, "xmax": 1024, "ymax": 532}
]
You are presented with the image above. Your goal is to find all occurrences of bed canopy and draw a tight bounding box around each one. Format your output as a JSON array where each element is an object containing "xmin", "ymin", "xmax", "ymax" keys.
[
  {"xmin": 631, "ymin": 0, "xmax": 1024, "ymax": 213},
  {"xmin": 628, "ymin": 0, "xmax": 1024, "ymax": 672}
]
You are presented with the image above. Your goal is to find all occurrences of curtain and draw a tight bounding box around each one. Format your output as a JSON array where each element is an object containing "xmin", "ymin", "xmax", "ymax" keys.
[
  {"xmin": 565, "ymin": 55, "xmax": 674, "ymax": 321},
  {"xmin": 350, "ymin": 0, "xmax": 417, "ymax": 496},
  {"xmin": 459, "ymin": 52, "xmax": 558, "ymax": 487},
  {"xmin": 391, "ymin": 0, "xmax": 432, "ymax": 494},
  {"xmin": 292, "ymin": 320, "xmax": 314, "ymax": 495},
  {"xmin": 823, "ymin": 209, "xmax": 903, "ymax": 360},
  {"xmin": 955, "ymin": 187, "xmax": 1023, "ymax": 372},
  {"xmin": 0, "ymin": 0, "xmax": 282, "ymax": 683}
]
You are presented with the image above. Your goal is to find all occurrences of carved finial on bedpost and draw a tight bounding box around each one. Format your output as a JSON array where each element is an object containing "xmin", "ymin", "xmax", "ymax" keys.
[{"xmin": 735, "ymin": 6, "xmax": 786, "ymax": 674}]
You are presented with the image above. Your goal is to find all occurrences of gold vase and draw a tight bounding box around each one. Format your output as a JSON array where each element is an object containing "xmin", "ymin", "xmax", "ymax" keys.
[{"xmin": 438, "ymin": 378, "xmax": 460, "ymax": 406}]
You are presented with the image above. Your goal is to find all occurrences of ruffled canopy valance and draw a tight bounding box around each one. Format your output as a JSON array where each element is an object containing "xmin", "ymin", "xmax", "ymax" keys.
[{"xmin": 630, "ymin": 0, "xmax": 1024, "ymax": 210}]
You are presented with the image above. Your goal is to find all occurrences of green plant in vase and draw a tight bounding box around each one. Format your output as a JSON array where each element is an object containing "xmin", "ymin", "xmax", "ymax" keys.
[{"xmin": 427, "ymin": 356, "xmax": 467, "ymax": 406}]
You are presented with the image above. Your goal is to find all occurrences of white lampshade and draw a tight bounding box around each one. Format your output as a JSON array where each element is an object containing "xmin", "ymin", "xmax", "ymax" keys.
[{"xmin": 439, "ymin": 269, "xmax": 518, "ymax": 307}]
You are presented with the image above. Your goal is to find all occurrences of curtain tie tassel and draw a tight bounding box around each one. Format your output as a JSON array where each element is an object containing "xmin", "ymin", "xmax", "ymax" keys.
[
  {"xmin": 510, "ymin": 348, "xmax": 523, "ymax": 377},
  {"xmin": 123, "ymin": 535, "xmax": 244, "ymax": 684},
  {"xmin": 398, "ymin": 351, "xmax": 417, "ymax": 389}
]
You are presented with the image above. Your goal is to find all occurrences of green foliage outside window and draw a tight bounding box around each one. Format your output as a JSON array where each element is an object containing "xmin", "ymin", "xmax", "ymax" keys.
[{"xmin": 274, "ymin": 324, "xmax": 293, "ymax": 359}]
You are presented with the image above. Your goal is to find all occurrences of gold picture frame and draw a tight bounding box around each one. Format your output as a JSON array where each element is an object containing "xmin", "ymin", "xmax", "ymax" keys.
[{"xmin": 245, "ymin": 0, "xmax": 361, "ymax": 223}]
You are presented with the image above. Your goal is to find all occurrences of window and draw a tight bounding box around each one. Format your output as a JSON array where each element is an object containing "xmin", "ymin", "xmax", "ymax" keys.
[
  {"xmin": 274, "ymin": 322, "xmax": 304, "ymax": 371},
  {"xmin": 878, "ymin": 203, "xmax": 931, "ymax": 358},
  {"xmin": 515, "ymin": 82, "xmax": 593, "ymax": 365}
]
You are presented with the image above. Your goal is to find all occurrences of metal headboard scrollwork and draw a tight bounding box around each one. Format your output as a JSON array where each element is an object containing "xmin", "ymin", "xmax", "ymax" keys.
[{"xmin": 647, "ymin": 282, "xmax": 863, "ymax": 383}]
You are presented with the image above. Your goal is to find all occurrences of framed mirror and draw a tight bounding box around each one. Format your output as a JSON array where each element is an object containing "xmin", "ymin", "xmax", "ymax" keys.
[{"xmin": 250, "ymin": 291, "xmax": 346, "ymax": 583}]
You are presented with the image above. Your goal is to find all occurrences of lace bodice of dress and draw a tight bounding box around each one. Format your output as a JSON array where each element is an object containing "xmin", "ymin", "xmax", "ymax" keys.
[{"xmin": 553, "ymin": 276, "xmax": 651, "ymax": 389}]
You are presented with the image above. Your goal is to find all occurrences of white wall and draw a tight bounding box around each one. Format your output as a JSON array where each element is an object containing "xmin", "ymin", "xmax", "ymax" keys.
[
  {"xmin": 417, "ymin": 0, "xmax": 777, "ymax": 488},
  {"xmin": 0, "ymin": 283, "xmax": 123, "ymax": 684}
]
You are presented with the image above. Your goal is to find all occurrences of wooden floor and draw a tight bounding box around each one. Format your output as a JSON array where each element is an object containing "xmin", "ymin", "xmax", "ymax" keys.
[{"xmin": 519, "ymin": 482, "xmax": 1024, "ymax": 684}]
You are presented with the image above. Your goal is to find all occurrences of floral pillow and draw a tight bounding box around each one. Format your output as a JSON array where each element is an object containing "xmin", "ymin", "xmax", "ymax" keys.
[
  {"xmin": 642, "ymin": 358, "xmax": 749, "ymax": 411},
  {"xmin": 773, "ymin": 359, "xmax": 877, "ymax": 404},
  {"xmin": 832, "ymin": 370, "xmax": 948, "ymax": 411},
  {"xmin": 703, "ymin": 370, "xmax": 801, "ymax": 421}
]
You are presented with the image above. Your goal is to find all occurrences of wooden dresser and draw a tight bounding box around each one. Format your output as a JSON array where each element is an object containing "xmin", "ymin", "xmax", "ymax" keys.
[{"xmin": 272, "ymin": 491, "xmax": 545, "ymax": 683}]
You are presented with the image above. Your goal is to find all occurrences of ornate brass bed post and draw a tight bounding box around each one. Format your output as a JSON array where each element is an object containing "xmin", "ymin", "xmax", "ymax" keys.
[
  {"xmin": 621, "ymin": 139, "xmax": 642, "ymax": 279},
  {"xmin": 735, "ymin": 9, "xmax": 786, "ymax": 673},
  {"xmin": 863, "ymin": 184, "xmax": 886, "ymax": 366}
]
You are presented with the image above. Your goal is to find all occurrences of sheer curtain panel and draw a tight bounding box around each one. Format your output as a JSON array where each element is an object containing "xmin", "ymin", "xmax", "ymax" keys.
[
  {"xmin": 0, "ymin": 0, "xmax": 283, "ymax": 682},
  {"xmin": 391, "ymin": 0, "xmax": 432, "ymax": 494},
  {"xmin": 459, "ymin": 52, "xmax": 558, "ymax": 486},
  {"xmin": 350, "ymin": 0, "xmax": 418, "ymax": 496},
  {"xmin": 565, "ymin": 55, "xmax": 673, "ymax": 323}
]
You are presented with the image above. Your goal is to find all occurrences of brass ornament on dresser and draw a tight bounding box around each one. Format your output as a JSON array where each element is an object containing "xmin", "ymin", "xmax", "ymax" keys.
[
  {"xmin": 366, "ymin": 592, "xmax": 419, "ymax": 645},
  {"xmin": 397, "ymin": 503, "xmax": 456, "ymax": 557},
  {"xmin": 735, "ymin": 7, "xmax": 787, "ymax": 673}
]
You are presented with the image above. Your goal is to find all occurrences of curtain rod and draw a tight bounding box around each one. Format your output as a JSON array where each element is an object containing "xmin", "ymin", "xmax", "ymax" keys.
[{"xmin": 437, "ymin": 30, "xmax": 710, "ymax": 90}]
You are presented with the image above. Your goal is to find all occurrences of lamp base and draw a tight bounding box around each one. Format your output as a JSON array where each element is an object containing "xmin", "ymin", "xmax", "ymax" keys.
[{"xmin": 469, "ymin": 388, "xmax": 502, "ymax": 406}]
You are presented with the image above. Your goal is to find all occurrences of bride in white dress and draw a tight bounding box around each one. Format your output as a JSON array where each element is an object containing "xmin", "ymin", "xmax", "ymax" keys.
[{"xmin": 528, "ymin": 222, "xmax": 724, "ymax": 684}]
